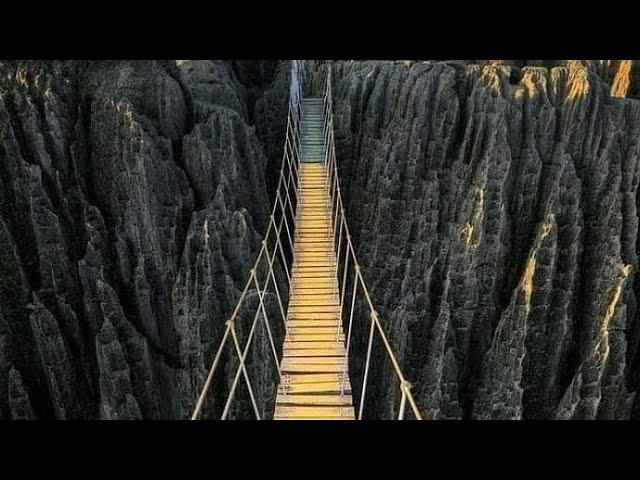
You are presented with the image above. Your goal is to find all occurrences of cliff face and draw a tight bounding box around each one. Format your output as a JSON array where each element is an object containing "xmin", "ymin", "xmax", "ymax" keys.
[
  {"xmin": 1, "ymin": 59, "xmax": 639, "ymax": 420},
  {"xmin": 0, "ymin": 60, "xmax": 288, "ymax": 419},
  {"xmin": 323, "ymin": 59, "xmax": 640, "ymax": 419}
]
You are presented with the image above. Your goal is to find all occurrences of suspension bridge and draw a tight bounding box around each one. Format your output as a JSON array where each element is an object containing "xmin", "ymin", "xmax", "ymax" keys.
[{"xmin": 191, "ymin": 61, "xmax": 422, "ymax": 420}]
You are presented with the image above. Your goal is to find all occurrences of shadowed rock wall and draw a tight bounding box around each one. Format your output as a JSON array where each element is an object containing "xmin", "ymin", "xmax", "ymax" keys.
[
  {"xmin": 315, "ymin": 59, "xmax": 640, "ymax": 419},
  {"xmin": 0, "ymin": 60, "xmax": 288, "ymax": 419},
  {"xmin": 2, "ymin": 59, "xmax": 640, "ymax": 420}
]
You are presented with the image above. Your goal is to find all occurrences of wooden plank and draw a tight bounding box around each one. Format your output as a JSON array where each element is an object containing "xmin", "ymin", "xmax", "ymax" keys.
[
  {"xmin": 292, "ymin": 263, "xmax": 335, "ymax": 268},
  {"xmin": 292, "ymin": 260, "xmax": 335, "ymax": 267},
  {"xmin": 276, "ymin": 394, "xmax": 352, "ymax": 406},
  {"xmin": 292, "ymin": 240, "xmax": 333, "ymax": 245},
  {"xmin": 290, "ymin": 290, "xmax": 338, "ymax": 297},
  {"xmin": 291, "ymin": 275, "xmax": 336, "ymax": 283},
  {"xmin": 274, "ymin": 406, "xmax": 354, "ymax": 419},
  {"xmin": 291, "ymin": 273, "xmax": 336, "ymax": 279},
  {"xmin": 288, "ymin": 305, "xmax": 339, "ymax": 312},
  {"xmin": 281, "ymin": 357, "xmax": 345, "ymax": 365},
  {"xmin": 297, "ymin": 226, "xmax": 332, "ymax": 231},
  {"xmin": 293, "ymin": 261, "xmax": 335, "ymax": 266},
  {"xmin": 286, "ymin": 333, "xmax": 344, "ymax": 342},
  {"xmin": 288, "ymin": 304, "xmax": 339, "ymax": 311},
  {"xmin": 295, "ymin": 233, "xmax": 332, "ymax": 237},
  {"xmin": 290, "ymin": 288, "xmax": 336, "ymax": 295},
  {"xmin": 292, "ymin": 267, "xmax": 335, "ymax": 273},
  {"xmin": 293, "ymin": 237, "xmax": 332, "ymax": 241},
  {"xmin": 287, "ymin": 319, "xmax": 341, "ymax": 328},
  {"xmin": 288, "ymin": 305, "xmax": 340, "ymax": 313},
  {"xmin": 283, "ymin": 341, "xmax": 346, "ymax": 350},
  {"xmin": 289, "ymin": 296, "xmax": 339, "ymax": 302},
  {"xmin": 290, "ymin": 282, "xmax": 336, "ymax": 289},
  {"xmin": 296, "ymin": 226, "xmax": 331, "ymax": 231},
  {"xmin": 292, "ymin": 285, "xmax": 336, "ymax": 290},
  {"xmin": 290, "ymin": 285, "xmax": 338, "ymax": 291},
  {"xmin": 291, "ymin": 269, "xmax": 336, "ymax": 276},
  {"xmin": 296, "ymin": 217, "xmax": 330, "ymax": 222},
  {"xmin": 286, "ymin": 373, "xmax": 346, "ymax": 384},
  {"xmin": 295, "ymin": 272, "xmax": 337, "ymax": 280},
  {"xmin": 283, "ymin": 348, "xmax": 345, "ymax": 357},
  {"xmin": 289, "ymin": 296, "xmax": 339, "ymax": 303},
  {"xmin": 281, "ymin": 363, "xmax": 346, "ymax": 373},
  {"xmin": 286, "ymin": 327, "xmax": 343, "ymax": 335},
  {"xmin": 289, "ymin": 290, "xmax": 339, "ymax": 297},
  {"xmin": 287, "ymin": 313, "xmax": 341, "ymax": 321},
  {"xmin": 281, "ymin": 381, "xmax": 352, "ymax": 395},
  {"xmin": 291, "ymin": 271, "xmax": 336, "ymax": 277},
  {"xmin": 276, "ymin": 417, "xmax": 352, "ymax": 421}
]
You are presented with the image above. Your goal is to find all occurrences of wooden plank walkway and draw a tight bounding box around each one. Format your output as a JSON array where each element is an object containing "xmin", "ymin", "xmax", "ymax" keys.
[{"xmin": 274, "ymin": 98, "xmax": 354, "ymax": 420}]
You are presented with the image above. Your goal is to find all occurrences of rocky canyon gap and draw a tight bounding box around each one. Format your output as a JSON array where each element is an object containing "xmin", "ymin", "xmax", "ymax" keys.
[{"xmin": 1, "ymin": 60, "xmax": 639, "ymax": 419}]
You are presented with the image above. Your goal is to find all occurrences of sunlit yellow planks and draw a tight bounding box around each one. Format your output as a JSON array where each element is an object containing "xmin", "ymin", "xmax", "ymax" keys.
[{"xmin": 274, "ymin": 104, "xmax": 354, "ymax": 420}]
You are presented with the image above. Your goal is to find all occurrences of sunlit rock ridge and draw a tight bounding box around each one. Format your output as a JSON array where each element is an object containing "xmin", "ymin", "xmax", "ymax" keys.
[{"xmin": 0, "ymin": 60, "xmax": 639, "ymax": 419}]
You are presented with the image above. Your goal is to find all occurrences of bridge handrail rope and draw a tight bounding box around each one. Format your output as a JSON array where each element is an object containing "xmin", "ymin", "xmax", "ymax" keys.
[
  {"xmin": 191, "ymin": 60, "xmax": 305, "ymax": 420},
  {"xmin": 320, "ymin": 65, "xmax": 423, "ymax": 420}
]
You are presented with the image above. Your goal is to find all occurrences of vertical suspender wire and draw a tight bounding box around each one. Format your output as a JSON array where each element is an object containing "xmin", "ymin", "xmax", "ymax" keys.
[
  {"xmin": 358, "ymin": 308, "xmax": 377, "ymax": 420},
  {"xmin": 332, "ymin": 165, "xmax": 340, "ymax": 248},
  {"xmin": 341, "ymin": 259, "xmax": 358, "ymax": 395},
  {"xmin": 338, "ymin": 227, "xmax": 350, "ymax": 336},
  {"xmin": 398, "ymin": 388, "xmax": 407, "ymax": 420}
]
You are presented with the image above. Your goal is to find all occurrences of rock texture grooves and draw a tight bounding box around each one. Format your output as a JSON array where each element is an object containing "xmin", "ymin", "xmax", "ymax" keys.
[
  {"xmin": 0, "ymin": 60, "xmax": 288, "ymax": 419},
  {"xmin": 2, "ymin": 59, "xmax": 640, "ymax": 420},
  {"xmin": 317, "ymin": 59, "xmax": 640, "ymax": 419}
]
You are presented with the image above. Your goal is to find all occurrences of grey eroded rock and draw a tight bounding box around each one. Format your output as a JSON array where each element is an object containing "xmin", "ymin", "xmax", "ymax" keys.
[
  {"xmin": 3, "ymin": 58, "xmax": 640, "ymax": 420},
  {"xmin": 0, "ymin": 60, "xmax": 287, "ymax": 419},
  {"xmin": 321, "ymin": 60, "xmax": 640, "ymax": 419}
]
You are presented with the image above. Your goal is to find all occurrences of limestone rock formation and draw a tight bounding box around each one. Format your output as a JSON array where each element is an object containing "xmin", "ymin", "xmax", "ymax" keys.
[
  {"xmin": 323, "ymin": 59, "xmax": 640, "ymax": 419},
  {"xmin": 2, "ymin": 59, "xmax": 640, "ymax": 420},
  {"xmin": 0, "ymin": 60, "xmax": 287, "ymax": 419}
]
